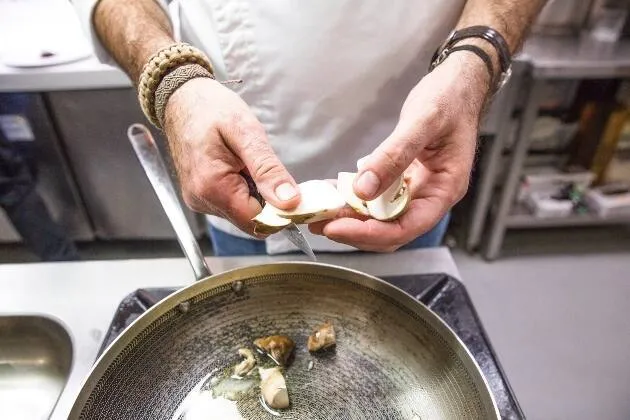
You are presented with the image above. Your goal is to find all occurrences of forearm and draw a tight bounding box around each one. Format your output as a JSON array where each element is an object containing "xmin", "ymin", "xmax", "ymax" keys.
[
  {"xmin": 93, "ymin": 0, "xmax": 175, "ymax": 82},
  {"xmin": 455, "ymin": 0, "xmax": 547, "ymax": 70}
]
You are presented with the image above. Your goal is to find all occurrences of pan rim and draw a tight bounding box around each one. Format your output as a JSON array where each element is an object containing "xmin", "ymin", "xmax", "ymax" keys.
[{"xmin": 69, "ymin": 261, "xmax": 500, "ymax": 419}]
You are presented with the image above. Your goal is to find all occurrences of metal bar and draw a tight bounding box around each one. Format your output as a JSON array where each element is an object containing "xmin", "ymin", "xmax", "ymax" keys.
[
  {"xmin": 127, "ymin": 124, "xmax": 211, "ymax": 280},
  {"xmin": 484, "ymin": 76, "xmax": 545, "ymax": 260},
  {"xmin": 466, "ymin": 69, "xmax": 521, "ymax": 251}
]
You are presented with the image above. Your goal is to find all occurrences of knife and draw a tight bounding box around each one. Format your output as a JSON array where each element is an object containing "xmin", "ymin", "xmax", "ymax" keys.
[{"xmin": 241, "ymin": 171, "xmax": 316, "ymax": 261}]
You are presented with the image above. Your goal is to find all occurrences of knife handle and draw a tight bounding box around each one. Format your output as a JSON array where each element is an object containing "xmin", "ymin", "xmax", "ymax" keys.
[{"xmin": 240, "ymin": 171, "xmax": 265, "ymax": 207}]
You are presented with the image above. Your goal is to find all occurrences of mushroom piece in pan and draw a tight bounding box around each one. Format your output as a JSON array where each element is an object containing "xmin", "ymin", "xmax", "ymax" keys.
[
  {"xmin": 307, "ymin": 321, "xmax": 336, "ymax": 352},
  {"xmin": 259, "ymin": 367, "xmax": 289, "ymax": 409},
  {"xmin": 253, "ymin": 335, "xmax": 295, "ymax": 366},
  {"xmin": 233, "ymin": 348, "xmax": 256, "ymax": 377}
]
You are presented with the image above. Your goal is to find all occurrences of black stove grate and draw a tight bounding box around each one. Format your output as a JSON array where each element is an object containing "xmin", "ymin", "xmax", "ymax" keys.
[{"xmin": 98, "ymin": 273, "xmax": 524, "ymax": 420}]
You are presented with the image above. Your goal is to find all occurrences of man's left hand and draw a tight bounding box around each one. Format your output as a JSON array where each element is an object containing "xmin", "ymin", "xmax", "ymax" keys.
[{"xmin": 309, "ymin": 53, "xmax": 491, "ymax": 252}]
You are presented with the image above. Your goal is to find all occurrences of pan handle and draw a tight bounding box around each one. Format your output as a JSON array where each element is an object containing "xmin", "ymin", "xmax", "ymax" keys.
[{"xmin": 127, "ymin": 123, "xmax": 211, "ymax": 281}]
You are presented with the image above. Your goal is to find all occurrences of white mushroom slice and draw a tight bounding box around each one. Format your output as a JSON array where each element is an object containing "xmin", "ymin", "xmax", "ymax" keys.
[
  {"xmin": 259, "ymin": 367, "xmax": 289, "ymax": 409},
  {"xmin": 273, "ymin": 180, "xmax": 346, "ymax": 224},
  {"xmin": 233, "ymin": 348, "xmax": 256, "ymax": 377},
  {"xmin": 337, "ymin": 172, "xmax": 369, "ymax": 216},
  {"xmin": 252, "ymin": 205, "xmax": 291, "ymax": 235},
  {"xmin": 366, "ymin": 176, "xmax": 411, "ymax": 221},
  {"xmin": 355, "ymin": 157, "xmax": 411, "ymax": 221}
]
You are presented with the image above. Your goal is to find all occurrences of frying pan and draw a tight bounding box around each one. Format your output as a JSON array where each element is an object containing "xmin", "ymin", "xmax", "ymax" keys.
[{"xmin": 69, "ymin": 124, "xmax": 499, "ymax": 419}]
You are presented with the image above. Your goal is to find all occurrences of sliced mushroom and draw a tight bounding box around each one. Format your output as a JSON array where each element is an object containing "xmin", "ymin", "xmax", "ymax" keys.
[
  {"xmin": 307, "ymin": 321, "xmax": 336, "ymax": 352},
  {"xmin": 337, "ymin": 172, "xmax": 369, "ymax": 216},
  {"xmin": 253, "ymin": 335, "xmax": 295, "ymax": 366},
  {"xmin": 259, "ymin": 367, "xmax": 289, "ymax": 409},
  {"xmin": 252, "ymin": 205, "xmax": 291, "ymax": 235},
  {"xmin": 365, "ymin": 175, "xmax": 411, "ymax": 221},
  {"xmin": 338, "ymin": 171, "xmax": 410, "ymax": 221},
  {"xmin": 274, "ymin": 180, "xmax": 346, "ymax": 224},
  {"xmin": 233, "ymin": 348, "xmax": 256, "ymax": 377}
]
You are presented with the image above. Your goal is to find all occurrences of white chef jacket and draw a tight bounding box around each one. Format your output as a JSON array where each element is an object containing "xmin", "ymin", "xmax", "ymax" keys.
[{"xmin": 80, "ymin": 0, "xmax": 465, "ymax": 254}]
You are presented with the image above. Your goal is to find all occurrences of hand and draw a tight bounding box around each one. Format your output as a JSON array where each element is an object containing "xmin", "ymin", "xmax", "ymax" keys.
[
  {"xmin": 163, "ymin": 77, "xmax": 300, "ymax": 235},
  {"xmin": 310, "ymin": 53, "xmax": 491, "ymax": 251}
]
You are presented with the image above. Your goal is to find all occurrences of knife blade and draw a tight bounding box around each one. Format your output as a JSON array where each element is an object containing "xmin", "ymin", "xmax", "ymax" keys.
[{"xmin": 241, "ymin": 171, "xmax": 316, "ymax": 260}]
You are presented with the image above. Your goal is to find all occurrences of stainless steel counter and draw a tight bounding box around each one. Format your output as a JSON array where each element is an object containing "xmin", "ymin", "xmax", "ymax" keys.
[
  {"xmin": 0, "ymin": 248, "xmax": 459, "ymax": 420},
  {"xmin": 0, "ymin": 59, "xmax": 131, "ymax": 92}
]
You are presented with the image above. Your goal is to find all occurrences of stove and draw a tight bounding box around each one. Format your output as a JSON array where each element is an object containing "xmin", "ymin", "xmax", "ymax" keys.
[{"xmin": 99, "ymin": 273, "xmax": 524, "ymax": 419}]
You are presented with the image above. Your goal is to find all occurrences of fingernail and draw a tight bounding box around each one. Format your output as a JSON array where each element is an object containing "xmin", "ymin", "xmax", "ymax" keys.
[
  {"xmin": 275, "ymin": 182, "xmax": 297, "ymax": 201},
  {"xmin": 356, "ymin": 171, "xmax": 380, "ymax": 198}
]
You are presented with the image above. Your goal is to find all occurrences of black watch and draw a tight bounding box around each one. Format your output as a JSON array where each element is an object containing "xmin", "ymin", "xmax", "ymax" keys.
[{"xmin": 430, "ymin": 25, "xmax": 513, "ymax": 92}]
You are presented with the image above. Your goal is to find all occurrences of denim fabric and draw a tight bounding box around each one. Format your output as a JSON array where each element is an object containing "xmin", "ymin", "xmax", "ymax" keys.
[{"xmin": 209, "ymin": 213, "xmax": 450, "ymax": 256}]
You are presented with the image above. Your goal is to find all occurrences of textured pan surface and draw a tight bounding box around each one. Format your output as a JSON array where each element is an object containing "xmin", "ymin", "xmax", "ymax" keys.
[{"xmin": 71, "ymin": 263, "xmax": 498, "ymax": 419}]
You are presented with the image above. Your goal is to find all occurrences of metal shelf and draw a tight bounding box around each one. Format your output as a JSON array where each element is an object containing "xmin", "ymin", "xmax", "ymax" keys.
[
  {"xmin": 505, "ymin": 203, "xmax": 630, "ymax": 229},
  {"xmin": 521, "ymin": 35, "xmax": 630, "ymax": 79}
]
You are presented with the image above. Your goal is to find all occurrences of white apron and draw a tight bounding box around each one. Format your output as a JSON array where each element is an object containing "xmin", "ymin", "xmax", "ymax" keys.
[{"xmin": 84, "ymin": 0, "xmax": 465, "ymax": 254}]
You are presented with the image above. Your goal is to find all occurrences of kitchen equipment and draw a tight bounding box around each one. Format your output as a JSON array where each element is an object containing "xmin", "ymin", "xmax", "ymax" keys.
[
  {"xmin": 98, "ymin": 274, "xmax": 525, "ymax": 419},
  {"xmin": 241, "ymin": 168, "xmax": 316, "ymax": 260},
  {"xmin": 46, "ymin": 89, "xmax": 204, "ymax": 239},
  {"xmin": 69, "ymin": 124, "xmax": 499, "ymax": 419},
  {"xmin": 0, "ymin": 93, "xmax": 93, "ymax": 243},
  {"xmin": 0, "ymin": 316, "xmax": 72, "ymax": 420}
]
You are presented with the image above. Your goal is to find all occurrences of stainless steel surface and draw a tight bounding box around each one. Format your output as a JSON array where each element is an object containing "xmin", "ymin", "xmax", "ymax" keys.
[
  {"xmin": 0, "ymin": 92, "xmax": 93, "ymax": 243},
  {"xmin": 0, "ymin": 211, "xmax": 20, "ymax": 241},
  {"xmin": 532, "ymin": 0, "xmax": 594, "ymax": 35},
  {"xmin": 505, "ymin": 202, "xmax": 630, "ymax": 228},
  {"xmin": 0, "ymin": 316, "xmax": 73, "ymax": 420},
  {"xmin": 127, "ymin": 124, "xmax": 211, "ymax": 280},
  {"xmin": 484, "ymin": 78, "xmax": 546, "ymax": 261},
  {"xmin": 0, "ymin": 59, "xmax": 131, "ymax": 93},
  {"xmin": 45, "ymin": 89, "xmax": 203, "ymax": 240},
  {"xmin": 71, "ymin": 262, "xmax": 498, "ymax": 419},
  {"xmin": 283, "ymin": 223, "xmax": 317, "ymax": 260},
  {"xmin": 522, "ymin": 35, "xmax": 630, "ymax": 78}
]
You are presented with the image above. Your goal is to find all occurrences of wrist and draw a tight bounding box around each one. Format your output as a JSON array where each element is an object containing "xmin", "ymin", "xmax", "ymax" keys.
[{"xmin": 441, "ymin": 51, "xmax": 492, "ymax": 109}]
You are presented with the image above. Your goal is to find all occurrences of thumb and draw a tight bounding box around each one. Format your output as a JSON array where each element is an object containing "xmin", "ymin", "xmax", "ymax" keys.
[{"xmin": 354, "ymin": 122, "xmax": 428, "ymax": 200}]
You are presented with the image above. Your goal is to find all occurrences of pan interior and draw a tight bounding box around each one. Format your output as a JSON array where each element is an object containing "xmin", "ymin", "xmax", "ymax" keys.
[{"xmin": 77, "ymin": 270, "xmax": 495, "ymax": 420}]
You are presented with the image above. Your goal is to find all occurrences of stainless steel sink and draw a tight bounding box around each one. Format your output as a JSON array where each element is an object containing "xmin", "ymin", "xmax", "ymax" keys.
[{"xmin": 0, "ymin": 316, "xmax": 73, "ymax": 420}]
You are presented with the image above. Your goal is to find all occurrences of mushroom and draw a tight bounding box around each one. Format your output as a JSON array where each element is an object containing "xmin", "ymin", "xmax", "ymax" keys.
[
  {"xmin": 253, "ymin": 205, "xmax": 291, "ymax": 235},
  {"xmin": 337, "ymin": 171, "xmax": 410, "ymax": 221},
  {"xmin": 251, "ymin": 180, "xmax": 346, "ymax": 231},
  {"xmin": 365, "ymin": 175, "xmax": 411, "ymax": 221},
  {"xmin": 307, "ymin": 321, "xmax": 336, "ymax": 352},
  {"xmin": 253, "ymin": 335, "xmax": 295, "ymax": 366},
  {"xmin": 259, "ymin": 367, "xmax": 289, "ymax": 409},
  {"xmin": 337, "ymin": 172, "xmax": 369, "ymax": 216},
  {"xmin": 273, "ymin": 180, "xmax": 346, "ymax": 224},
  {"xmin": 233, "ymin": 348, "xmax": 256, "ymax": 377},
  {"xmin": 252, "ymin": 162, "xmax": 411, "ymax": 233}
]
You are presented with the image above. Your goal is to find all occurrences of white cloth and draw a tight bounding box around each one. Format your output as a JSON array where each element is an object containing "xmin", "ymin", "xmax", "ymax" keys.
[{"xmin": 80, "ymin": 0, "xmax": 464, "ymax": 253}]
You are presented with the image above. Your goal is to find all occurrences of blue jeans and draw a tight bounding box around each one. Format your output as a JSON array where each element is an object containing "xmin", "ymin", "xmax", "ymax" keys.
[{"xmin": 209, "ymin": 213, "xmax": 451, "ymax": 256}]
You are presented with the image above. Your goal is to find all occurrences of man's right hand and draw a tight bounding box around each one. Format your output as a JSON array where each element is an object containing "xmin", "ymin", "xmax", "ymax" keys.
[{"xmin": 162, "ymin": 77, "xmax": 300, "ymax": 236}]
